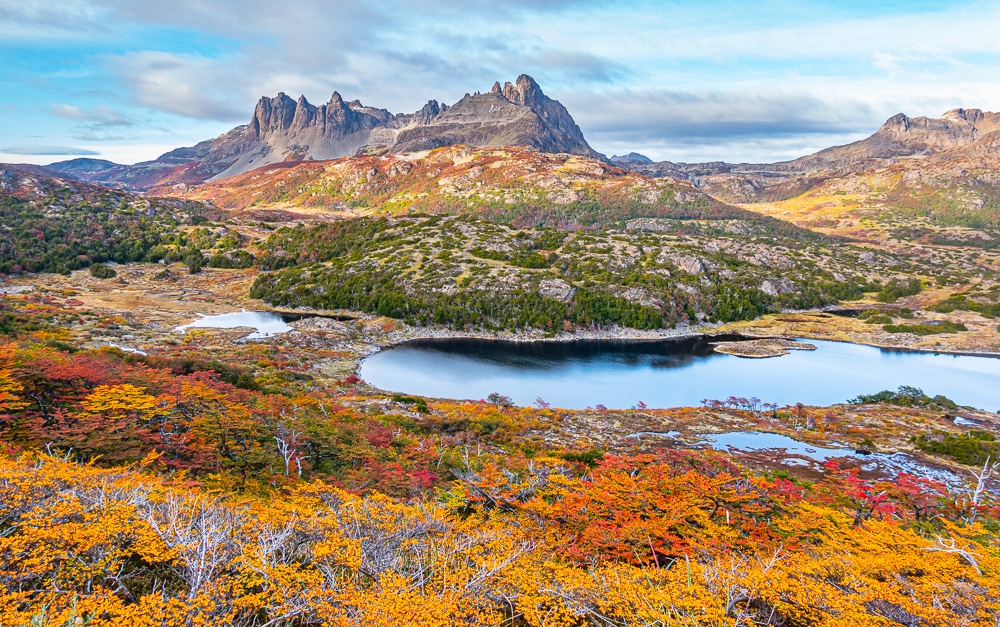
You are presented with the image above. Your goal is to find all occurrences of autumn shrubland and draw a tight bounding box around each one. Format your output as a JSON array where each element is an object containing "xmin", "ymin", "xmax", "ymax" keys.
[
  {"xmin": 1, "ymin": 430, "xmax": 999, "ymax": 625},
  {"xmin": 0, "ymin": 289, "xmax": 999, "ymax": 626}
]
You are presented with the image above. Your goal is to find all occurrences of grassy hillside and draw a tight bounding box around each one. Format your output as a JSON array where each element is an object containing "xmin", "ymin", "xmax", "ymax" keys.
[
  {"xmin": 0, "ymin": 166, "xmax": 220, "ymax": 275},
  {"xmin": 246, "ymin": 214, "xmax": 956, "ymax": 333}
]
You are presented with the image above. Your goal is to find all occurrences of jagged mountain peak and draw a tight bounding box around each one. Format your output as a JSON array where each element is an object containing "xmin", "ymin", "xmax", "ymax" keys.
[
  {"xmin": 878, "ymin": 108, "xmax": 1000, "ymax": 136},
  {"xmin": 941, "ymin": 107, "xmax": 989, "ymax": 123},
  {"xmin": 389, "ymin": 75, "xmax": 596, "ymax": 157},
  {"xmin": 501, "ymin": 74, "xmax": 544, "ymax": 107}
]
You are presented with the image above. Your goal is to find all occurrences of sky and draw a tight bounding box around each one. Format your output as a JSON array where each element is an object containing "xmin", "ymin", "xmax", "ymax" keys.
[{"xmin": 3, "ymin": 0, "xmax": 1000, "ymax": 165}]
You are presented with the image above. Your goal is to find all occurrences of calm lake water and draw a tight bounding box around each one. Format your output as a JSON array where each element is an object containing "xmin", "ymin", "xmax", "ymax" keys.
[{"xmin": 359, "ymin": 337, "xmax": 1000, "ymax": 411}]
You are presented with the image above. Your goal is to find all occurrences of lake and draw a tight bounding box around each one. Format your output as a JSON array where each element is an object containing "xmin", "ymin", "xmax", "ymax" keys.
[{"xmin": 359, "ymin": 336, "xmax": 1000, "ymax": 411}]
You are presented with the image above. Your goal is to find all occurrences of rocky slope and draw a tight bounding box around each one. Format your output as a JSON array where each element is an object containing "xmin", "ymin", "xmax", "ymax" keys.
[
  {"xmin": 46, "ymin": 75, "xmax": 597, "ymax": 191},
  {"xmin": 732, "ymin": 134, "xmax": 1000, "ymax": 248}
]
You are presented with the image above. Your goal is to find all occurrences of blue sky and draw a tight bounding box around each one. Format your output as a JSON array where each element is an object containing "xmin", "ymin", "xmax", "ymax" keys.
[{"xmin": 3, "ymin": 0, "xmax": 1000, "ymax": 165}]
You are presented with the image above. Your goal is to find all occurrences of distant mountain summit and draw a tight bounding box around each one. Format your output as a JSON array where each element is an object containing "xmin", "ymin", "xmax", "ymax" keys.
[
  {"xmin": 392, "ymin": 75, "xmax": 594, "ymax": 156},
  {"xmin": 47, "ymin": 74, "xmax": 597, "ymax": 190},
  {"xmin": 610, "ymin": 153, "xmax": 653, "ymax": 166},
  {"xmin": 783, "ymin": 108, "xmax": 1000, "ymax": 172}
]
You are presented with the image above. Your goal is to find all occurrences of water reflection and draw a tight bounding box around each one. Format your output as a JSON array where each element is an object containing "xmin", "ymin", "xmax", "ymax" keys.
[
  {"xmin": 360, "ymin": 337, "xmax": 1000, "ymax": 411},
  {"xmin": 394, "ymin": 335, "xmax": 736, "ymax": 371}
]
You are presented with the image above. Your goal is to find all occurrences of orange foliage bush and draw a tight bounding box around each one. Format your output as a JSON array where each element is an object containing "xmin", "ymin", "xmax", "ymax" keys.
[{"xmin": 0, "ymin": 453, "xmax": 997, "ymax": 626}]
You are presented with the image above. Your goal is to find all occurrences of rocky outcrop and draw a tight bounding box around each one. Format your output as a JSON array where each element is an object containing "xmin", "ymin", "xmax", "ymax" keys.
[
  {"xmin": 538, "ymin": 278, "xmax": 576, "ymax": 303},
  {"xmin": 759, "ymin": 278, "xmax": 796, "ymax": 297},
  {"xmin": 46, "ymin": 75, "xmax": 597, "ymax": 190}
]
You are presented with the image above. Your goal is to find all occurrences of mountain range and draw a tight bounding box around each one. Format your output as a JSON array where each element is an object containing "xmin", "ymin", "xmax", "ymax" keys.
[{"xmin": 45, "ymin": 75, "xmax": 595, "ymax": 191}]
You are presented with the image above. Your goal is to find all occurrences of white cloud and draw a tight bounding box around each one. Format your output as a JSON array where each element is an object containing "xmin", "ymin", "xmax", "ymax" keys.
[
  {"xmin": 593, "ymin": 132, "xmax": 874, "ymax": 165},
  {"xmin": 7, "ymin": 0, "xmax": 1000, "ymax": 162},
  {"xmin": 110, "ymin": 51, "xmax": 251, "ymax": 121},
  {"xmin": 51, "ymin": 103, "xmax": 132, "ymax": 127},
  {"xmin": 531, "ymin": 2, "xmax": 1000, "ymax": 66},
  {"xmin": 0, "ymin": 0, "xmax": 107, "ymax": 38},
  {"xmin": 0, "ymin": 145, "xmax": 100, "ymax": 156},
  {"xmin": 568, "ymin": 88, "xmax": 871, "ymax": 137}
]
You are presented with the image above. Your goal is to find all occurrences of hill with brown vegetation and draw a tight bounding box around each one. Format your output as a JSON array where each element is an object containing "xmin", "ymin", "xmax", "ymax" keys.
[
  {"xmin": 731, "ymin": 126, "xmax": 1000, "ymax": 247},
  {"xmin": 151, "ymin": 145, "xmax": 800, "ymax": 232},
  {"xmin": 625, "ymin": 108, "xmax": 1000, "ymax": 203}
]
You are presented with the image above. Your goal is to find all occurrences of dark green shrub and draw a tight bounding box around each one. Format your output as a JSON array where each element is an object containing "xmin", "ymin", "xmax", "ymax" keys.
[
  {"xmin": 912, "ymin": 431, "xmax": 1000, "ymax": 466},
  {"xmin": 883, "ymin": 321, "xmax": 967, "ymax": 335},
  {"xmin": 183, "ymin": 250, "xmax": 205, "ymax": 274},
  {"xmin": 561, "ymin": 449, "xmax": 604, "ymax": 468},
  {"xmin": 877, "ymin": 278, "xmax": 922, "ymax": 303},
  {"xmin": 88, "ymin": 263, "xmax": 117, "ymax": 279}
]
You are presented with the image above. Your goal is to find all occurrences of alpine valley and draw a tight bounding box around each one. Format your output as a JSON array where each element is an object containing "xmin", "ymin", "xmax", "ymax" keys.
[{"xmin": 2, "ymin": 74, "xmax": 1000, "ymax": 626}]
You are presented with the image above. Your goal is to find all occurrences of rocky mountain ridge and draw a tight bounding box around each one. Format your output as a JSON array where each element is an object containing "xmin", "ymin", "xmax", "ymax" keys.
[
  {"xmin": 621, "ymin": 108, "xmax": 1000, "ymax": 203},
  {"xmin": 46, "ymin": 75, "xmax": 596, "ymax": 191}
]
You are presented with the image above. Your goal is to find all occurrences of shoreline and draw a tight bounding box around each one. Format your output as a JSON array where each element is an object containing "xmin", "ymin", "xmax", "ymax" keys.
[
  {"xmin": 272, "ymin": 305, "xmax": 1000, "ymax": 359},
  {"xmin": 363, "ymin": 319, "xmax": 1000, "ymax": 360}
]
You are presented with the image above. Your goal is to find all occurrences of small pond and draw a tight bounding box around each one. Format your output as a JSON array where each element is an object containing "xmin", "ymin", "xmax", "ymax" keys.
[
  {"xmin": 359, "ymin": 336, "xmax": 1000, "ymax": 411},
  {"xmin": 701, "ymin": 431, "xmax": 850, "ymax": 461},
  {"xmin": 176, "ymin": 311, "xmax": 295, "ymax": 340},
  {"xmin": 104, "ymin": 343, "xmax": 147, "ymax": 356}
]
